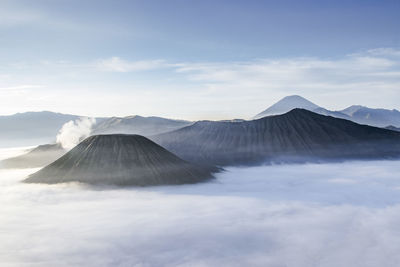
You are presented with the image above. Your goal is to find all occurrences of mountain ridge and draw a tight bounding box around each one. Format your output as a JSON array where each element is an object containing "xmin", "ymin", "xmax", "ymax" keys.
[
  {"xmin": 253, "ymin": 95, "xmax": 400, "ymax": 127},
  {"xmin": 153, "ymin": 109, "xmax": 400, "ymax": 166},
  {"xmin": 92, "ymin": 115, "xmax": 192, "ymax": 136}
]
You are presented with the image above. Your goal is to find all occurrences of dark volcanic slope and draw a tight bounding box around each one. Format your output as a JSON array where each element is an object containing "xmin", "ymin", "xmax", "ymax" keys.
[
  {"xmin": 152, "ymin": 109, "xmax": 400, "ymax": 166},
  {"xmin": 385, "ymin": 125, "xmax": 400, "ymax": 132},
  {"xmin": 25, "ymin": 135, "xmax": 215, "ymax": 186},
  {"xmin": 1, "ymin": 144, "xmax": 66, "ymax": 169}
]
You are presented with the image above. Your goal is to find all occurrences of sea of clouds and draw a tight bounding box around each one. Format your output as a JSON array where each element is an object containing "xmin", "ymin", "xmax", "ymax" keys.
[{"xmin": 1, "ymin": 147, "xmax": 400, "ymax": 267}]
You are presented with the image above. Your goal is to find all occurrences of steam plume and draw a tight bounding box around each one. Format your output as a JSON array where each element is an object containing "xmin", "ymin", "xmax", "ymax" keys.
[{"xmin": 56, "ymin": 117, "xmax": 96, "ymax": 150}]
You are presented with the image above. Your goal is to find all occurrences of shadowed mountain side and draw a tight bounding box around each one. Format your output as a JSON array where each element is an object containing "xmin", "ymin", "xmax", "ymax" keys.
[
  {"xmin": 24, "ymin": 135, "xmax": 216, "ymax": 186},
  {"xmin": 0, "ymin": 144, "xmax": 66, "ymax": 169},
  {"xmin": 92, "ymin": 116, "xmax": 192, "ymax": 136},
  {"xmin": 386, "ymin": 125, "xmax": 400, "ymax": 132},
  {"xmin": 152, "ymin": 109, "xmax": 400, "ymax": 166}
]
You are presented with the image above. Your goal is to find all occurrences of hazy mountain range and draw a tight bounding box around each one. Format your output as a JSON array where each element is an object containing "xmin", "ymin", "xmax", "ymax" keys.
[
  {"xmin": 0, "ymin": 111, "xmax": 79, "ymax": 147},
  {"xmin": 0, "ymin": 144, "xmax": 66, "ymax": 169},
  {"xmin": 0, "ymin": 95, "xmax": 400, "ymax": 156},
  {"xmin": 153, "ymin": 109, "xmax": 400, "ymax": 166},
  {"xmin": 92, "ymin": 116, "xmax": 192, "ymax": 136},
  {"xmin": 254, "ymin": 95, "xmax": 400, "ymax": 127},
  {"xmin": 1, "ymin": 95, "xmax": 398, "ymax": 149},
  {"xmin": 0, "ymin": 112, "xmax": 191, "ymax": 148},
  {"xmin": 3, "ymin": 108, "xmax": 400, "ymax": 178}
]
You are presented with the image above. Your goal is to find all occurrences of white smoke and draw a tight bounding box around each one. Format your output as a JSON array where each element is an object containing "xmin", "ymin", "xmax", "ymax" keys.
[{"xmin": 56, "ymin": 117, "xmax": 96, "ymax": 150}]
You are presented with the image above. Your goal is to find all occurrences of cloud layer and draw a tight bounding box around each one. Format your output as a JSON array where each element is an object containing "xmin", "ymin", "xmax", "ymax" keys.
[{"xmin": 1, "ymin": 157, "xmax": 400, "ymax": 266}]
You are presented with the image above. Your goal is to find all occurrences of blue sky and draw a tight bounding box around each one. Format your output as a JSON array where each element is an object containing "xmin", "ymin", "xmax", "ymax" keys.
[{"xmin": 0, "ymin": 0, "xmax": 399, "ymax": 119}]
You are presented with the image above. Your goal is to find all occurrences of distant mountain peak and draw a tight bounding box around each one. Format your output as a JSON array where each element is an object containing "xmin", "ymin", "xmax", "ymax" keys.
[
  {"xmin": 339, "ymin": 105, "xmax": 400, "ymax": 127},
  {"xmin": 253, "ymin": 95, "xmax": 320, "ymax": 119},
  {"xmin": 340, "ymin": 105, "xmax": 365, "ymax": 116},
  {"xmin": 282, "ymin": 95, "xmax": 308, "ymax": 100}
]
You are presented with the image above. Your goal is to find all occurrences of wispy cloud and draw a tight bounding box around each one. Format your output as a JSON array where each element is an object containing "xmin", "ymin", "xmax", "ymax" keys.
[
  {"xmin": 93, "ymin": 49, "xmax": 400, "ymax": 93},
  {"xmin": 366, "ymin": 48, "xmax": 400, "ymax": 57},
  {"xmin": 168, "ymin": 49, "xmax": 400, "ymax": 112},
  {"xmin": 93, "ymin": 49, "xmax": 400, "ymax": 86},
  {"xmin": 0, "ymin": 48, "xmax": 399, "ymax": 118},
  {"xmin": 95, "ymin": 57, "xmax": 168, "ymax": 72},
  {"xmin": 0, "ymin": 85, "xmax": 43, "ymax": 91},
  {"xmin": 0, "ymin": 85, "xmax": 43, "ymax": 98},
  {"xmin": 174, "ymin": 52, "xmax": 399, "ymax": 86}
]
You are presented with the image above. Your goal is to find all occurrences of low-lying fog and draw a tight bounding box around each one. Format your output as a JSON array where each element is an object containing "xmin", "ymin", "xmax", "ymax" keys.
[{"xmin": 1, "ymin": 148, "xmax": 400, "ymax": 267}]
